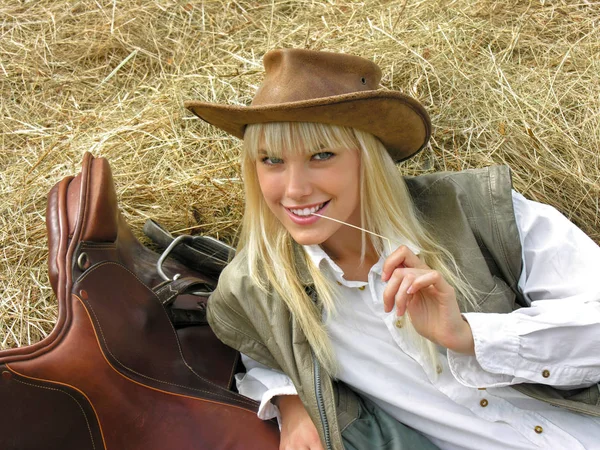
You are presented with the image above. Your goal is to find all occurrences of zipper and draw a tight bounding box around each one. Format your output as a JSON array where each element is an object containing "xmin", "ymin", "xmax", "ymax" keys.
[
  {"xmin": 306, "ymin": 284, "xmax": 333, "ymax": 450},
  {"xmin": 313, "ymin": 350, "xmax": 333, "ymax": 450}
]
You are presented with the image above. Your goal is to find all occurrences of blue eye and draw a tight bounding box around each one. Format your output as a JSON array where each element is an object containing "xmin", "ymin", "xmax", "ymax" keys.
[
  {"xmin": 312, "ymin": 151, "xmax": 334, "ymax": 161},
  {"xmin": 261, "ymin": 156, "xmax": 283, "ymax": 165}
]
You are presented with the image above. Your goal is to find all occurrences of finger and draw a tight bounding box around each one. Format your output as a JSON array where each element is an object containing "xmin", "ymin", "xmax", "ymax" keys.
[
  {"xmin": 383, "ymin": 267, "xmax": 406, "ymax": 312},
  {"xmin": 395, "ymin": 272, "xmax": 415, "ymax": 317},
  {"xmin": 383, "ymin": 268, "xmax": 426, "ymax": 312},
  {"xmin": 407, "ymin": 270, "xmax": 453, "ymax": 296},
  {"xmin": 382, "ymin": 245, "xmax": 428, "ymax": 281}
]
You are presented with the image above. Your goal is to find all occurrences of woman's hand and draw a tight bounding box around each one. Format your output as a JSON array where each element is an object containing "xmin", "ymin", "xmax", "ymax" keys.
[
  {"xmin": 381, "ymin": 246, "xmax": 475, "ymax": 355},
  {"xmin": 276, "ymin": 395, "xmax": 324, "ymax": 450}
]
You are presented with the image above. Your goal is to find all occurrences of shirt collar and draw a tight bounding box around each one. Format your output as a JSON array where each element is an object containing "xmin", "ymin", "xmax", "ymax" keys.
[{"xmin": 303, "ymin": 237, "xmax": 421, "ymax": 278}]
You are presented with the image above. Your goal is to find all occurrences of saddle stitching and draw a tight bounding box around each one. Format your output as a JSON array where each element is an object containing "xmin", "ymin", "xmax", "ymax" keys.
[
  {"xmin": 74, "ymin": 269, "xmax": 257, "ymax": 408},
  {"xmin": 79, "ymin": 294, "xmax": 237, "ymax": 402},
  {"xmin": 79, "ymin": 242, "xmax": 117, "ymax": 249},
  {"xmin": 78, "ymin": 295, "xmax": 258, "ymax": 408},
  {"xmin": 79, "ymin": 261, "xmax": 253, "ymax": 404},
  {"xmin": 154, "ymin": 282, "xmax": 180, "ymax": 305},
  {"xmin": 11, "ymin": 377, "xmax": 97, "ymax": 450}
]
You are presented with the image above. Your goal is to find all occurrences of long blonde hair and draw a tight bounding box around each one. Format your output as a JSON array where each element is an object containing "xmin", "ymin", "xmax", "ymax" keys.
[{"xmin": 239, "ymin": 122, "xmax": 476, "ymax": 376}]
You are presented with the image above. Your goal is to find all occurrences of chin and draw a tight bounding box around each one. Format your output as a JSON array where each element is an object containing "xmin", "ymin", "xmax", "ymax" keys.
[{"xmin": 288, "ymin": 232, "xmax": 327, "ymax": 247}]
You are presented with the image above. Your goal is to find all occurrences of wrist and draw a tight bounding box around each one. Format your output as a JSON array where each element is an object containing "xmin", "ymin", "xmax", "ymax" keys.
[
  {"xmin": 444, "ymin": 315, "xmax": 475, "ymax": 355},
  {"xmin": 456, "ymin": 315, "xmax": 475, "ymax": 355},
  {"xmin": 273, "ymin": 394, "xmax": 303, "ymax": 419}
]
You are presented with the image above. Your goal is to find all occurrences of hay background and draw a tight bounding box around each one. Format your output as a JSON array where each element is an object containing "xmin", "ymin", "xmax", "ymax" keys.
[{"xmin": 1, "ymin": 0, "xmax": 599, "ymax": 349}]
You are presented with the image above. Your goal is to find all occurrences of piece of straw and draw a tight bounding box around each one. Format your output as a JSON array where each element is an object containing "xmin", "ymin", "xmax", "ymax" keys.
[
  {"xmin": 311, "ymin": 212, "xmax": 393, "ymax": 254},
  {"xmin": 99, "ymin": 49, "xmax": 138, "ymax": 86}
]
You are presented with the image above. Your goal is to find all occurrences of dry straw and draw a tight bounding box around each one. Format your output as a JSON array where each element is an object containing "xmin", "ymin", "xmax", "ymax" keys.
[
  {"xmin": 312, "ymin": 212, "xmax": 395, "ymax": 254},
  {"xmin": 1, "ymin": 0, "xmax": 599, "ymax": 349}
]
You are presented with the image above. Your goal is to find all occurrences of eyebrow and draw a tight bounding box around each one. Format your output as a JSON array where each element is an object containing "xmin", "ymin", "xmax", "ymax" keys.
[
  {"xmin": 305, "ymin": 143, "xmax": 330, "ymax": 154},
  {"xmin": 257, "ymin": 143, "xmax": 330, "ymax": 156}
]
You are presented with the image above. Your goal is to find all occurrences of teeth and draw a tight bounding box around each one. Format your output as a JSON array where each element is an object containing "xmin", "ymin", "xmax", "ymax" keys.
[{"xmin": 290, "ymin": 202, "xmax": 325, "ymax": 216}]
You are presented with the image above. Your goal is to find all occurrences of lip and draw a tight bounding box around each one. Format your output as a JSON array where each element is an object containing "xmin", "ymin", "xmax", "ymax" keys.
[
  {"xmin": 284, "ymin": 201, "xmax": 330, "ymax": 225},
  {"xmin": 283, "ymin": 201, "xmax": 328, "ymax": 210}
]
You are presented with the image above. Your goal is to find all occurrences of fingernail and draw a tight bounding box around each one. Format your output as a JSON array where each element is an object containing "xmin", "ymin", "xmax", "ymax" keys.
[{"xmin": 407, "ymin": 286, "xmax": 414, "ymax": 294}]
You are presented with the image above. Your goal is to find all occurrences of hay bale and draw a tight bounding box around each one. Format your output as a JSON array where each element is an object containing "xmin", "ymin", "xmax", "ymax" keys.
[{"xmin": 1, "ymin": 0, "xmax": 599, "ymax": 348}]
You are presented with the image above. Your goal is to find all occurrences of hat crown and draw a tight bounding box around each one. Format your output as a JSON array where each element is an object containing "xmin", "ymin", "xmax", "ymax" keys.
[
  {"xmin": 251, "ymin": 49, "xmax": 382, "ymax": 106},
  {"xmin": 185, "ymin": 48, "xmax": 431, "ymax": 161}
]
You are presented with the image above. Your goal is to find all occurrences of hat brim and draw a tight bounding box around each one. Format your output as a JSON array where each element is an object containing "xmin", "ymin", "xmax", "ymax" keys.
[{"xmin": 184, "ymin": 90, "xmax": 431, "ymax": 162}]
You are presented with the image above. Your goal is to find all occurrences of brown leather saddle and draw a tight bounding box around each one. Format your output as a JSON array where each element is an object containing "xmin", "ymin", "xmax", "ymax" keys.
[{"xmin": 0, "ymin": 153, "xmax": 279, "ymax": 449}]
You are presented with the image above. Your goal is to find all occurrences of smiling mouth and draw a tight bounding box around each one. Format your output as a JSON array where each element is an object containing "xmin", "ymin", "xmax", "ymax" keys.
[{"xmin": 286, "ymin": 201, "xmax": 329, "ymax": 217}]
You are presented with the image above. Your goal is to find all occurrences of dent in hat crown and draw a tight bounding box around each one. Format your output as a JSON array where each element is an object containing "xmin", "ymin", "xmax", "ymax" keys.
[{"xmin": 251, "ymin": 48, "xmax": 383, "ymax": 106}]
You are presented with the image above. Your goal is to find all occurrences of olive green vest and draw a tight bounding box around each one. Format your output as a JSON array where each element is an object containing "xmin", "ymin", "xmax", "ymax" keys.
[
  {"xmin": 406, "ymin": 166, "xmax": 599, "ymax": 416},
  {"xmin": 405, "ymin": 165, "xmax": 524, "ymax": 314},
  {"xmin": 208, "ymin": 166, "xmax": 600, "ymax": 450}
]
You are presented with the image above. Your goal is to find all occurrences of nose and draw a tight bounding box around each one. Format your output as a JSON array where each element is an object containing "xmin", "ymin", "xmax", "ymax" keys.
[{"xmin": 285, "ymin": 162, "xmax": 312, "ymax": 200}]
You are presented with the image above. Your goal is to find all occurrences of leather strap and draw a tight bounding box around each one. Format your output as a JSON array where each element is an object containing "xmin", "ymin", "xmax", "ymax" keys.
[
  {"xmin": 143, "ymin": 219, "xmax": 234, "ymax": 279},
  {"xmin": 153, "ymin": 276, "xmax": 212, "ymax": 307},
  {"xmin": 153, "ymin": 277, "xmax": 212, "ymax": 327},
  {"xmin": 168, "ymin": 307, "xmax": 208, "ymax": 327}
]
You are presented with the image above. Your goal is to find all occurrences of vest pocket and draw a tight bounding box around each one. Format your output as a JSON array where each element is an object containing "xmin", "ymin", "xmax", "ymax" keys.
[{"xmin": 475, "ymin": 276, "xmax": 515, "ymax": 314}]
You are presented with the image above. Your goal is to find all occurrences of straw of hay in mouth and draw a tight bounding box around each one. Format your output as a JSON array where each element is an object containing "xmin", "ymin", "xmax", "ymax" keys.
[{"xmin": 311, "ymin": 212, "xmax": 394, "ymax": 255}]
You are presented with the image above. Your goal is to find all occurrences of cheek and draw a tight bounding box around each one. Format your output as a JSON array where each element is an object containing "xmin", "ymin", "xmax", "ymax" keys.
[
  {"xmin": 346, "ymin": 181, "xmax": 361, "ymax": 211},
  {"xmin": 338, "ymin": 164, "xmax": 360, "ymax": 205},
  {"xmin": 256, "ymin": 168, "xmax": 280, "ymax": 205}
]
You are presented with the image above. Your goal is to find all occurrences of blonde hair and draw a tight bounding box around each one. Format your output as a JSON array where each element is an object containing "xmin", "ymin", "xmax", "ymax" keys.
[{"xmin": 239, "ymin": 122, "xmax": 477, "ymax": 376}]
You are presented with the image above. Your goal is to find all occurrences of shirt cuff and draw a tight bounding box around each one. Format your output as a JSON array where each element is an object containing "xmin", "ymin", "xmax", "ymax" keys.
[
  {"xmin": 448, "ymin": 312, "xmax": 518, "ymax": 387},
  {"xmin": 235, "ymin": 367, "xmax": 298, "ymax": 424},
  {"xmin": 256, "ymin": 386, "xmax": 299, "ymax": 424}
]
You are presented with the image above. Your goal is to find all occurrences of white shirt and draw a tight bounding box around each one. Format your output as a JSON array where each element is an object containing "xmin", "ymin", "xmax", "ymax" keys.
[{"xmin": 235, "ymin": 192, "xmax": 600, "ymax": 449}]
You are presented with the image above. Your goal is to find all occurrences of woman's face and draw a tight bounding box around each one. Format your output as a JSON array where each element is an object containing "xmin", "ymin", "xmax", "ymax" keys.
[{"xmin": 255, "ymin": 144, "xmax": 361, "ymax": 247}]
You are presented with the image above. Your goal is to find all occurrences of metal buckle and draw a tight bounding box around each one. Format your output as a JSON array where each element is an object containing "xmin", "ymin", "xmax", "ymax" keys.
[
  {"xmin": 156, "ymin": 235, "xmax": 215, "ymax": 297},
  {"xmin": 156, "ymin": 235, "xmax": 195, "ymax": 282}
]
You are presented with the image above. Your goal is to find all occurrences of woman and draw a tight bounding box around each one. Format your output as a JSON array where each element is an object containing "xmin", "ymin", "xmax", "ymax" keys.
[{"xmin": 185, "ymin": 49, "xmax": 600, "ymax": 450}]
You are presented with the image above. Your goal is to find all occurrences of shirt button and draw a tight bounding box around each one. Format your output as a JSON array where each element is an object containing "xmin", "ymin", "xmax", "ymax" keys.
[
  {"xmin": 534, "ymin": 425, "xmax": 543, "ymax": 434},
  {"xmin": 542, "ymin": 369, "xmax": 550, "ymax": 378},
  {"xmin": 436, "ymin": 365, "xmax": 443, "ymax": 374},
  {"xmin": 480, "ymin": 399, "xmax": 488, "ymax": 407},
  {"xmin": 395, "ymin": 318, "xmax": 404, "ymax": 328},
  {"xmin": 336, "ymin": 281, "xmax": 342, "ymax": 286},
  {"xmin": 358, "ymin": 285, "xmax": 366, "ymax": 291}
]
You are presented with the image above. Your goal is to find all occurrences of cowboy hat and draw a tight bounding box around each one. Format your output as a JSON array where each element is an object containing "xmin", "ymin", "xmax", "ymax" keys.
[{"xmin": 185, "ymin": 48, "xmax": 431, "ymax": 162}]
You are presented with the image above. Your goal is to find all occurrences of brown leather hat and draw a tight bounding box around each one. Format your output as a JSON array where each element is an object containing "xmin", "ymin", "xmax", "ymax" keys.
[{"xmin": 185, "ymin": 49, "xmax": 431, "ymax": 162}]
